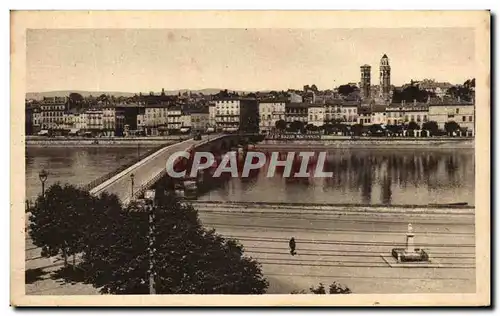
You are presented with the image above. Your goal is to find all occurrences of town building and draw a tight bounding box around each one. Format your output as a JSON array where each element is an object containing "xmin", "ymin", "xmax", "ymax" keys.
[
  {"xmin": 189, "ymin": 108, "xmax": 210, "ymax": 132},
  {"xmin": 208, "ymin": 103, "xmax": 217, "ymax": 128},
  {"xmin": 86, "ymin": 108, "xmax": 104, "ymax": 135},
  {"xmin": 341, "ymin": 101, "xmax": 359, "ymax": 125},
  {"xmin": 386, "ymin": 100, "xmax": 429, "ymax": 126},
  {"xmin": 428, "ymin": 100, "xmax": 474, "ymax": 136},
  {"xmin": 180, "ymin": 112, "xmax": 192, "ymax": 129},
  {"xmin": 32, "ymin": 107, "xmax": 42, "ymax": 134},
  {"xmin": 289, "ymin": 92, "xmax": 303, "ymax": 103},
  {"xmin": 167, "ymin": 106, "xmax": 182, "ymax": 133},
  {"xmin": 324, "ymin": 100, "xmax": 343, "ymax": 123},
  {"xmin": 307, "ymin": 104, "xmax": 324, "ymax": 127},
  {"xmin": 259, "ymin": 99, "xmax": 286, "ymax": 133},
  {"xmin": 370, "ymin": 104, "xmax": 388, "ymax": 125},
  {"xmin": 39, "ymin": 96, "xmax": 67, "ymax": 130},
  {"xmin": 285, "ymin": 103, "xmax": 309, "ymax": 124},
  {"xmin": 215, "ymin": 98, "xmax": 259, "ymax": 133},
  {"xmin": 143, "ymin": 104, "xmax": 168, "ymax": 136},
  {"xmin": 358, "ymin": 106, "xmax": 372, "ymax": 125}
]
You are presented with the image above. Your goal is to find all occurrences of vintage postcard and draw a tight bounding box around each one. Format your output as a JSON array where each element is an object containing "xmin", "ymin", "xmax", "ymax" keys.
[{"xmin": 11, "ymin": 11, "xmax": 490, "ymax": 306}]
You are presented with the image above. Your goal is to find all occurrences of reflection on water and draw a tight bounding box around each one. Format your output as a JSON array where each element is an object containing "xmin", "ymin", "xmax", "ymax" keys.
[
  {"xmin": 25, "ymin": 146, "xmax": 474, "ymax": 206},
  {"xmin": 198, "ymin": 148, "xmax": 475, "ymax": 205},
  {"xmin": 25, "ymin": 146, "xmax": 149, "ymax": 201}
]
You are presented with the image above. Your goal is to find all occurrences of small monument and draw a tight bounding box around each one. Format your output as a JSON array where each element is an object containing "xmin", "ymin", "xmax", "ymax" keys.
[{"xmin": 391, "ymin": 223, "xmax": 429, "ymax": 263}]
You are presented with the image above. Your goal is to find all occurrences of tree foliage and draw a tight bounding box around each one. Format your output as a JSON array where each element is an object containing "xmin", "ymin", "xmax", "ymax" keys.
[
  {"xmin": 29, "ymin": 184, "xmax": 94, "ymax": 266},
  {"xmin": 422, "ymin": 121, "xmax": 439, "ymax": 135},
  {"xmin": 288, "ymin": 120, "xmax": 305, "ymax": 133},
  {"xmin": 407, "ymin": 121, "xmax": 420, "ymax": 131},
  {"xmin": 80, "ymin": 192, "xmax": 269, "ymax": 294},
  {"xmin": 275, "ymin": 119, "xmax": 287, "ymax": 131},
  {"xmin": 337, "ymin": 84, "xmax": 357, "ymax": 97},
  {"xmin": 444, "ymin": 121, "xmax": 461, "ymax": 134},
  {"xmin": 292, "ymin": 282, "xmax": 352, "ymax": 294}
]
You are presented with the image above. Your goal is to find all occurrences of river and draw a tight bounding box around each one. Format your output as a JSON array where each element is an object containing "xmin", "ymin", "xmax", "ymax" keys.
[{"xmin": 25, "ymin": 146, "xmax": 475, "ymax": 206}]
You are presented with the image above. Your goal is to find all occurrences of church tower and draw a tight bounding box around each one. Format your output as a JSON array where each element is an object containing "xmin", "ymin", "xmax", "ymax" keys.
[
  {"xmin": 360, "ymin": 64, "xmax": 371, "ymax": 100},
  {"xmin": 379, "ymin": 54, "xmax": 391, "ymax": 99}
]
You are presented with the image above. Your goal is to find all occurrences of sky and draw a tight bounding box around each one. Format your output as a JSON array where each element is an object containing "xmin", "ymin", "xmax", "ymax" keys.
[{"xmin": 26, "ymin": 28, "xmax": 475, "ymax": 93}]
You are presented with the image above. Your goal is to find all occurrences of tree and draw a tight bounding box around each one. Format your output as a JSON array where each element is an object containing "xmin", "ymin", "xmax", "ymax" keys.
[
  {"xmin": 29, "ymin": 184, "xmax": 94, "ymax": 267},
  {"xmin": 351, "ymin": 123, "xmax": 363, "ymax": 136},
  {"xmin": 292, "ymin": 282, "xmax": 351, "ymax": 294},
  {"xmin": 275, "ymin": 119, "xmax": 287, "ymax": 132},
  {"xmin": 444, "ymin": 121, "xmax": 460, "ymax": 135},
  {"xmin": 369, "ymin": 124, "xmax": 384, "ymax": 136},
  {"xmin": 337, "ymin": 84, "xmax": 356, "ymax": 97},
  {"xmin": 305, "ymin": 124, "xmax": 316, "ymax": 132},
  {"xmin": 407, "ymin": 121, "xmax": 420, "ymax": 131},
  {"xmin": 422, "ymin": 121, "xmax": 439, "ymax": 136},
  {"xmin": 83, "ymin": 193, "xmax": 269, "ymax": 294},
  {"xmin": 288, "ymin": 120, "xmax": 305, "ymax": 133}
]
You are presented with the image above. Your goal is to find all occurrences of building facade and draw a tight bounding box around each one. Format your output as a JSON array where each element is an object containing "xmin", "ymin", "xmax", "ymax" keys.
[
  {"xmin": 428, "ymin": 102, "xmax": 474, "ymax": 135},
  {"xmin": 307, "ymin": 104, "xmax": 324, "ymax": 127},
  {"xmin": 259, "ymin": 100, "xmax": 286, "ymax": 133},
  {"xmin": 40, "ymin": 97, "xmax": 67, "ymax": 130},
  {"xmin": 341, "ymin": 102, "xmax": 359, "ymax": 125},
  {"xmin": 285, "ymin": 103, "xmax": 309, "ymax": 124},
  {"xmin": 215, "ymin": 98, "xmax": 259, "ymax": 133},
  {"xmin": 167, "ymin": 106, "xmax": 182, "ymax": 133},
  {"xmin": 386, "ymin": 101, "xmax": 429, "ymax": 126}
]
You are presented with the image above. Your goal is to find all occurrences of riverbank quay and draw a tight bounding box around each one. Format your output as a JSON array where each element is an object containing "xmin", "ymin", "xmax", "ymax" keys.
[
  {"xmin": 25, "ymin": 136, "xmax": 190, "ymax": 147},
  {"xmin": 194, "ymin": 201, "xmax": 475, "ymax": 294},
  {"xmin": 257, "ymin": 137, "xmax": 474, "ymax": 149},
  {"xmin": 25, "ymin": 202, "xmax": 474, "ymax": 295}
]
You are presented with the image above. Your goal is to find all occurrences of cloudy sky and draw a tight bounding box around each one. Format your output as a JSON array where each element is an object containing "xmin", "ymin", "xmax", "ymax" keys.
[{"xmin": 26, "ymin": 28, "xmax": 475, "ymax": 93}]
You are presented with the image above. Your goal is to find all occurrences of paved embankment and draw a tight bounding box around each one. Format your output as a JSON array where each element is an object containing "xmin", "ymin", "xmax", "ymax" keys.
[
  {"xmin": 194, "ymin": 201, "xmax": 475, "ymax": 294},
  {"xmin": 25, "ymin": 136, "xmax": 190, "ymax": 147},
  {"xmin": 25, "ymin": 202, "xmax": 475, "ymax": 295},
  {"xmin": 257, "ymin": 138, "xmax": 474, "ymax": 149}
]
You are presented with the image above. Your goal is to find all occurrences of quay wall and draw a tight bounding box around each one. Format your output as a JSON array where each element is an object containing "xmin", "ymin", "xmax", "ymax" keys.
[{"xmin": 257, "ymin": 138, "xmax": 474, "ymax": 149}]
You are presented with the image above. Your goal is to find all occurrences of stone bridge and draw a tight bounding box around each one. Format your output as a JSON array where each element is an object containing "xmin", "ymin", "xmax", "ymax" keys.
[{"xmin": 89, "ymin": 133, "xmax": 260, "ymax": 204}]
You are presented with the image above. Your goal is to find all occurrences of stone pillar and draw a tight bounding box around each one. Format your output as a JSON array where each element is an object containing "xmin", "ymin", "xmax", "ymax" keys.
[{"xmin": 406, "ymin": 223, "xmax": 415, "ymax": 253}]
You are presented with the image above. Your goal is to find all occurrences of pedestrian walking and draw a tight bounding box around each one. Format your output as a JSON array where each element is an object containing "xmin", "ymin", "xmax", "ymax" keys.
[{"xmin": 289, "ymin": 237, "xmax": 296, "ymax": 256}]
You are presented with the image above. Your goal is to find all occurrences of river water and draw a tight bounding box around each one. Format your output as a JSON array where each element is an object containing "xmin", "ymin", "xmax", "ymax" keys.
[{"xmin": 25, "ymin": 146, "xmax": 475, "ymax": 206}]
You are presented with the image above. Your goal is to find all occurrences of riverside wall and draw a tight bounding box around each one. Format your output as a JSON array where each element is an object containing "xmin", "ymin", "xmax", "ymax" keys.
[
  {"xmin": 25, "ymin": 136, "xmax": 189, "ymax": 147},
  {"xmin": 257, "ymin": 137, "xmax": 474, "ymax": 149}
]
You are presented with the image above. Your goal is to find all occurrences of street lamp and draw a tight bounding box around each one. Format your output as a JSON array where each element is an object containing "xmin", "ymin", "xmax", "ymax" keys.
[
  {"xmin": 144, "ymin": 189, "xmax": 156, "ymax": 294},
  {"xmin": 39, "ymin": 169, "xmax": 48, "ymax": 197},
  {"xmin": 130, "ymin": 173, "xmax": 135, "ymax": 199}
]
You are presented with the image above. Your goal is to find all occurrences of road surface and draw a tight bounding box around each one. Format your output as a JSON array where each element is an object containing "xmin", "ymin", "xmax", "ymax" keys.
[{"xmin": 25, "ymin": 203, "xmax": 475, "ymax": 295}]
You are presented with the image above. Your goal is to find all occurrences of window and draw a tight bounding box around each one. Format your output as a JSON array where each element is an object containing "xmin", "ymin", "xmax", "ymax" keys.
[
  {"xmin": 469, "ymin": 116, "xmax": 473, "ymax": 122},
  {"xmin": 405, "ymin": 115, "xmax": 409, "ymax": 122},
  {"xmin": 456, "ymin": 108, "xmax": 459, "ymax": 114},
  {"xmin": 416, "ymin": 115, "xmax": 421, "ymax": 122},
  {"xmin": 462, "ymin": 116, "xmax": 466, "ymax": 122},
  {"xmin": 423, "ymin": 115, "xmax": 428, "ymax": 122}
]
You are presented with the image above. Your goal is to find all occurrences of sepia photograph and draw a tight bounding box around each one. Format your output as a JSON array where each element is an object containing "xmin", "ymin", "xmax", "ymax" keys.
[{"xmin": 10, "ymin": 10, "xmax": 490, "ymax": 306}]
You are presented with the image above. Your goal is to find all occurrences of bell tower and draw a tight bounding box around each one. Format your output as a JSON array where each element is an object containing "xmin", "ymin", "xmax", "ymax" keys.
[
  {"xmin": 379, "ymin": 54, "xmax": 391, "ymax": 99},
  {"xmin": 360, "ymin": 64, "xmax": 371, "ymax": 100}
]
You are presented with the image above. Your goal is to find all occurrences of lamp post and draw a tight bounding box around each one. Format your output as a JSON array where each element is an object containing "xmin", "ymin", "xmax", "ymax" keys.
[
  {"xmin": 130, "ymin": 173, "xmax": 135, "ymax": 199},
  {"xmin": 144, "ymin": 189, "xmax": 156, "ymax": 294},
  {"xmin": 39, "ymin": 169, "xmax": 48, "ymax": 197}
]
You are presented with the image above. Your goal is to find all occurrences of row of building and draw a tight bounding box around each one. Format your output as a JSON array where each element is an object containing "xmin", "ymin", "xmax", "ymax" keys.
[
  {"xmin": 258, "ymin": 98, "xmax": 475, "ymax": 135},
  {"xmin": 26, "ymin": 95, "xmax": 475, "ymax": 136}
]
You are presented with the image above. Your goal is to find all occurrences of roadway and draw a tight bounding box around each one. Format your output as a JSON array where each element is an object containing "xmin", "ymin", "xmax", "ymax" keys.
[
  {"xmin": 195, "ymin": 203, "xmax": 476, "ymax": 294},
  {"xmin": 89, "ymin": 134, "xmax": 222, "ymax": 203},
  {"xmin": 25, "ymin": 203, "xmax": 475, "ymax": 295}
]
